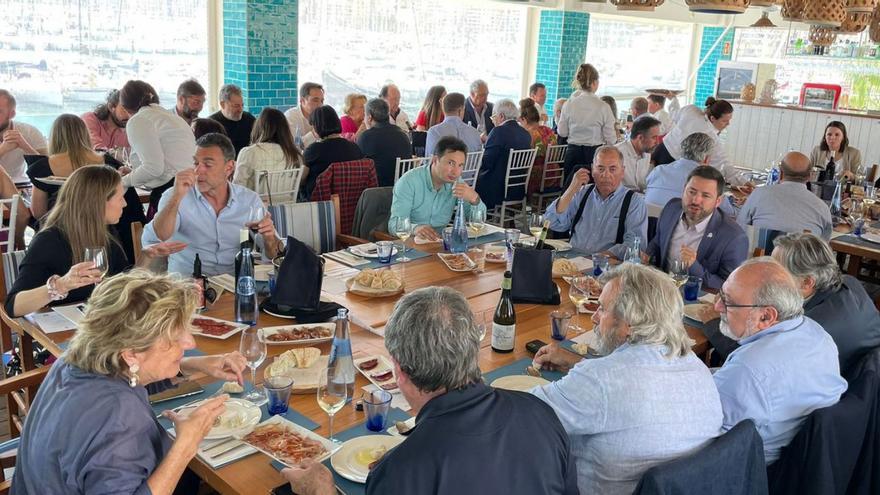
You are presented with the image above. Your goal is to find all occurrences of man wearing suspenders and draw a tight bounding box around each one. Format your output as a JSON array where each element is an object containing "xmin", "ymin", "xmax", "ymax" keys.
[{"xmin": 545, "ymin": 146, "xmax": 647, "ymax": 260}]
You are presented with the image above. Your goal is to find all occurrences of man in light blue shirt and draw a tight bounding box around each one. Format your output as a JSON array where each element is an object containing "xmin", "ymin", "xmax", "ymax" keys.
[
  {"xmin": 646, "ymin": 132, "xmax": 713, "ymax": 207},
  {"xmin": 712, "ymin": 258, "xmax": 847, "ymax": 464},
  {"xmin": 390, "ymin": 136, "xmax": 485, "ymax": 241},
  {"xmin": 545, "ymin": 145, "xmax": 647, "ymax": 259},
  {"xmin": 532, "ymin": 264, "xmax": 722, "ymax": 495},
  {"xmin": 424, "ymin": 92, "xmax": 482, "ymax": 157},
  {"xmin": 143, "ymin": 133, "xmax": 282, "ymax": 276}
]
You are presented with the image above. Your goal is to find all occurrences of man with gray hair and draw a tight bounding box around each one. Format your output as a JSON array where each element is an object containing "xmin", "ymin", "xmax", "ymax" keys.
[
  {"xmin": 463, "ymin": 79, "xmax": 494, "ymax": 136},
  {"xmin": 532, "ymin": 263, "xmax": 722, "ymax": 494},
  {"xmin": 209, "ymin": 83, "xmax": 255, "ymax": 156},
  {"xmin": 545, "ymin": 145, "xmax": 647, "ymax": 258},
  {"xmin": 357, "ymin": 98, "xmax": 412, "ymax": 187},
  {"xmin": 738, "ymin": 151, "xmax": 833, "ymax": 239},
  {"xmin": 174, "ymin": 78, "xmax": 206, "ymax": 126},
  {"xmin": 712, "ymin": 258, "xmax": 847, "ymax": 464},
  {"xmin": 283, "ymin": 287, "xmax": 579, "ymax": 494},
  {"xmin": 645, "ymin": 132, "xmax": 718, "ymax": 209},
  {"xmin": 475, "ymin": 98, "xmax": 532, "ymax": 209}
]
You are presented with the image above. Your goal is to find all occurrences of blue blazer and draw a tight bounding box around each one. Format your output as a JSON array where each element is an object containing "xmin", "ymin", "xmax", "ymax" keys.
[
  {"xmin": 475, "ymin": 120, "xmax": 533, "ymax": 210},
  {"xmin": 646, "ymin": 198, "xmax": 748, "ymax": 289},
  {"xmin": 463, "ymin": 99, "xmax": 495, "ymax": 135}
]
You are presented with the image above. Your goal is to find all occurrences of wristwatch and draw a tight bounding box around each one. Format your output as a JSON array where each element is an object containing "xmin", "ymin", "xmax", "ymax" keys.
[{"xmin": 46, "ymin": 275, "xmax": 68, "ymax": 301}]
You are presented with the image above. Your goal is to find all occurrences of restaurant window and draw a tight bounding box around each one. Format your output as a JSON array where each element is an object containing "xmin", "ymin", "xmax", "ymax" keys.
[
  {"xmin": 584, "ymin": 15, "xmax": 694, "ymax": 114},
  {"xmin": 298, "ymin": 0, "xmax": 530, "ymax": 118},
  {"xmin": 0, "ymin": 0, "xmax": 210, "ymax": 136}
]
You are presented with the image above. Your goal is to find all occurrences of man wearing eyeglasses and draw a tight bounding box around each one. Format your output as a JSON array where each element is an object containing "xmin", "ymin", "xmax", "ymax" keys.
[
  {"xmin": 711, "ymin": 258, "xmax": 847, "ymax": 465},
  {"xmin": 174, "ymin": 79, "xmax": 206, "ymax": 126}
]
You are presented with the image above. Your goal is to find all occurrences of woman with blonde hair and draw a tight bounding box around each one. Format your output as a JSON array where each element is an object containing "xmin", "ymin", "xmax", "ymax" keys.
[
  {"xmin": 5, "ymin": 165, "xmax": 184, "ymax": 317},
  {"xmin": 12, "ymin": 270, "xmax": 248, "ymax": 494},
  {"xmin": 414, "ymin": 85, "xmax": 446, "ymax": 131},
  {"xmin": 557, "ymin": 63, "xmax": 617, "ymax": 188},
  {"xmin": 339, "ymin": 93, "xmax": 367, "ymax": 141},
  {"xmin": 234, "ymin": 107, "xmax": 306, "ymax": 193}
]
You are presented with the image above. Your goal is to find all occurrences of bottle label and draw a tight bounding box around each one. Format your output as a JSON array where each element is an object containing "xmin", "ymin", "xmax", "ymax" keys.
[
  {"xmin": 491, "ymin": 323, "xmax": 515, "ymax": 351},
  {"xmin": 236, "ymin": 276, "xmax": 256, "ymax": 296}
]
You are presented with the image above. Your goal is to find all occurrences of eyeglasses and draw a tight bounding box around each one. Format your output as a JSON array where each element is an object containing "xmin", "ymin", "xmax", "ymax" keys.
[{"xmin": 717, "ymin": 291, "xmax": 764, "ymax": 311}]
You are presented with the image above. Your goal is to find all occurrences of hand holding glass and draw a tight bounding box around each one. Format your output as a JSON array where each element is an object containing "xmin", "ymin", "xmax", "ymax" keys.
[{"xmin": 84, "ymin": 247, "xmax": 109, "ymax": 279}]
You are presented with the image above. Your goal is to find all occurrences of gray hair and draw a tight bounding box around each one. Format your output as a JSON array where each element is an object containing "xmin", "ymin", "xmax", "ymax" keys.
[
  {"xmin": 385, "ymin": 287, "xmax": 482, "ymax": 392},
  {"xmin": 773, "ymin": 233, "xmax": 842, "ymax": 293},
  {"xmin": 196, "ymin": 132, "xmax": 235, "ymax": 161},
  {"xmin": 593, "ymin": 145, "xmax": 623, "ymax": 165},
  {"xmin": 493, "ymin": 98, "xmax": 518, "ymax": 121},
  {"xmin": 365, "ymin": 98, "xmax": 390, "ymax": 123},
  {"xmin": 741, "ymin": 257, "xmax": 805, "ymax": 321},
  {"xmin": 680, "ymin": 133, "xmax": 714, "ymax": 162},
  {"xmin": 469, "ymin": 79, "xmax": 488, "ymax": 95},
  {"xmin": 218, "ymin": 84, "xmax": 242, "ymax": 103},
  {"xmin": 599, "ymin": 264, "xmax": 693, "ymax": 358}
]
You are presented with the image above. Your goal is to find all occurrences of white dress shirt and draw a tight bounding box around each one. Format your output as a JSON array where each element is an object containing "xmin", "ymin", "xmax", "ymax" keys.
[
  {"xmin": 557, "ymin": 91, "xmax": 617, "ymax": 147},
  {"xmin": 616, "ymin": 140, "xmax": 652, "ymax": 192},
  {"xmin": 283, "ymin": 107, "xmax": 317, "ymax": 148},
  {"xmin": 0, "ymin": 121, "xmax": 47, "ymax": 184},
  {"xmin": 124, "ymin": 104, "xmax": 195, "ymax": 189},
  {"xmin": 652, "ymin": 108, "xmax": 673, "ymax": 134},
  {"xmin": 662, "ymin": 104, "xmax": 744, "ymax": 186},
  {"xmin": 389, "ymin": 108, "xmax": 411, "ymax": 132},
  {"xmin": 667, "ymin": 211, "xmax": 713, "ymax": 269}
]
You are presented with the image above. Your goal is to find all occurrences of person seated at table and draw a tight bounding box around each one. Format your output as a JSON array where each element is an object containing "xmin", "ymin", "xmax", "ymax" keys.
[
  {"xmin": 5, "ymin": 165, "xmax": 184, "ymax": 317},
  {"xmin": 190, "ymin": 117, "xmax": 227, "ymax": 140},
  {"xmin": 738, "ymin": 151, "xmax": 833, "ymax": 240},
  {"xmin": 528, "ymin": 82, "xmax": 549, "ymax": 124},
  {"xmin": 423, "ymin": 92, "xmax": 482, "ymax": 157},
  {"xmin": 629, "ymin": 96, "xmax": 649, "ymax": 122},
  {"xmin": 711, "ymin": 258, "xmax": 847, "ymax": 464},
  {"xmin": 27, "ymin": 114, "xmax": 146, "ymax": 261},
  {"xmin": 339, "ymin": 93, "xmax": 367, "ymax": 142},
  {"xmin": 463, "ymin": 79, "xmax": 494, "ymax": 137},
  {"xmin": 645, "ymin": 132, "xmax": 713, "ymax": 208},
  {"xmin": 475, "ymin": 99, "xmax": 532, "ymax": 211},
  {"xmin": 531, "ymin": 263, "xmax": 723, "ymax": 495},
  {"xmin": 414, "ymin": 85, "xmax": 446, "ymax": 132},
  {"xmin": 301, "ymin": 105, "xmax": 364, "ymax": 200},
  {"xmin": 809, "ymin": 120, "xmax": 862, "ymax": 182},
  {"xmin": 703, "ymin": 233, "xmax": 880, "ymax": 376},
  {"xmin": 81, "ymin": 89, "xmax": 130, "ymax": 150},
  {"xmin": 358, "ymin": 98, "xmax": 412, "ymax": 187},
  {"xmin": 520, "ymin": 97, "xmax": 557, "ymax": 196},
  {"xmin": 11, "ymin": 270, "xmax": 249, "ymax": 495},
  {"xmin": 0, "ymin": 89, "xmax": 48, "ymax": 186},
  {"xmin": 209, "ymin": 83, "xmax": 255, "ymax": 156},
  {"xmin": 647, "ymin": 93, "xmax": 674, "ymax": 134},
  {"xmin": 552, "ymin": 97, "xmax": 568, "ymax": 143},
  {"xmin": 379, "ymin": 83, "xmax": 411, "ymax": 132},
  {"xmin": 645, "ymin": 166, "xmax": 748, "ymax": 290},
  {"xmin": 233, "ymin": 107, "xmax": 305, "ymax": 192},
  {"xmin": 284, "ymin": 286, "xmax": 579, "ymax": 495},
  {"xmin": 173, "ymin": 78, "xmax": 206, "ymax": 127},
  {"xmin": 284, "ymin": 82, "xmax": 324, "ymax": 150},
  {"xmin": 599, "ymin": 95, "xmax": 622, "ymax": 142},
  {"xmin": 390, "ymin": 136, "xmax": 485, "ymax": 241},
  {"xmin": 545, "ymin": 145, "xmax": 647, "ymax": 259},
  {"xmin": 143, "ymin": 133, "xmax": 282, "ymax": 277},
  {"xmin": 617, "ymin": 115, "xmax": 660, "ymax": 192}
]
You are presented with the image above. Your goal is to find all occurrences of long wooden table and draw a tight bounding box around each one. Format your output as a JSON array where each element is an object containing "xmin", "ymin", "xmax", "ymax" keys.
[{"xmin": 15, "ymin": 247, "xmax": 709, "ymax": 495}]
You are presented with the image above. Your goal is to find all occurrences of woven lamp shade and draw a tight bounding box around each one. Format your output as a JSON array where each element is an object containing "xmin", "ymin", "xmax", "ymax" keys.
[
  {"xmin": 782, "ymin": 0, "xmax": 806, "ymax": 20},
  {"xmin": 803, "ymin": 0, "xmax": 847, "ymax": 27},
  {"xmin": 834, "ymin": 10, "xmax": 871, "ymax": 32},
  {"xmin": 610, "ymin": 0, "xmax": 665, "ymax": 10},
  {"xmin": 870, "ymin": 6, "xmax": 880, "ymax": 42},
  {"xmin": 751, "ymin": 0, "xmax": 781, "ymax": 6},
  {"xmin": 845, "ymin": 0, "xmax": 877, "ymax": 13},
  {"xmin": 686, "ymin": 0, "xmax": 751, "ymax": 14},
  {"xmin": 809, "ymin": 25, "xmax": 838, "ymax": 46}
]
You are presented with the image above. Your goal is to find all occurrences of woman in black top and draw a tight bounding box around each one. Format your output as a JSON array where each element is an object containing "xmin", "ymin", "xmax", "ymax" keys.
[
  {"xmin": 302, "ymin": 105, "xmax": 363, "ymax": 200},
  {"xmin": 26, "ymin": 114, "xmax": 146, "ymax": 262},
  {"xmin": 6, "ymin": 165, "xmax": 184, "ymax": 317}
]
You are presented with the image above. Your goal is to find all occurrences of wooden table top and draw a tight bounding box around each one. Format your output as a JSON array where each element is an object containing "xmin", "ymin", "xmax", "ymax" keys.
[{"xmin": 16, "ymin": 250, "xmax": 709, "ymax": 495}]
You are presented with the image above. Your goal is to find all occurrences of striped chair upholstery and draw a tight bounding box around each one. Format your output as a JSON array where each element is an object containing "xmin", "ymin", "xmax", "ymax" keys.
[
  {"xmin": 1, "ymin": 251, "xmax": 25, "ymax": 294},
  {"xmin": 268, "ymin": 200, "xmax": 337, "ymax": 254}
]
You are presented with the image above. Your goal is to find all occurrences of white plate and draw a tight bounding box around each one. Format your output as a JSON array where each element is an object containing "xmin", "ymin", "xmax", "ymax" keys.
[
  {"xmin": 490, "ymin": 375, "xmax": 549, "ymax": 392},
  {"xmin": 354, "ymin": 355, "xmax": 399, "ymax": 394},
  {"xmin": 191, "ymin": 315, "xmax": 249, "ymax": 340},
  {"xmin": 436, "ymin": 253, "xmax": 476, "ymax": 272},
  {"xmin": 484, "ymin": 245, "xmax": 507, "ymax": 264},
  {"xmin": 34, "ymin": 176, "xmax": 67, "ymax": 186},
  {"xmin": 386, "ymin": 416, "xmax": 416, "ymax": 437},
  {"xmin": 178, "ymin": 398, "xmax": 261, "ymax": 440},
  {"xmin": 330, "ymin": 435, "xmax": 405, "ymax": 483},
  {"xmin": 262, "ymin": 323, "xmax": 335, "ymax": 345},
  {"xmin": 861, "ymin": 232, "xmax": 880, "ymax": 244},
  {"xmin": 545, "ymin": 239, "xmax": 572, "ymax": 252},
  {"xmin": 238, "ymin": 415, "xmax": 337, "ymax": 468},
  {"xmin": 261, "ymin": 307, "xmax": 297, "ymax": 319},
  {"xmin": 349, "ymin": 243, "xmax": 399, "ymax": 259}
]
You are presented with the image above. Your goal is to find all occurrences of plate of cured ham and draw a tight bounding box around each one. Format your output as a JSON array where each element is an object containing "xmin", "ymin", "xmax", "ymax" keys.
[
  {"xmin": 190, "ymin": 316, "xmax": 249, "ymax": 340},
  {"xmin": 354, "ymin": 355, "xmax": 399, "ymax": 393},
  {"xmin": 237, "ymin": 415, "xmax": 336, "ymax": 467}
]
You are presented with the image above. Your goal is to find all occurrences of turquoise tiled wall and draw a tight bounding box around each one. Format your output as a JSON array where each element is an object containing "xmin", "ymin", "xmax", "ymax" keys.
[
  {"xmin": 694, "ymin": 26, "xmax": 735, "ymax": 106},
  {"xmin": 535, "ymin": 10, "xmax": 590, "ymax": 118},
  {"xmin": 223, "ymin": 0, "xmax": 298, "ymax": 115}
]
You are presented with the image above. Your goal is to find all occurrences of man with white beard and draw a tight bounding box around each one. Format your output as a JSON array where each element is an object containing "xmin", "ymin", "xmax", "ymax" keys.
[{"xmin": 711, "ymin": 258, "xmax": 847, "ymax": 464}]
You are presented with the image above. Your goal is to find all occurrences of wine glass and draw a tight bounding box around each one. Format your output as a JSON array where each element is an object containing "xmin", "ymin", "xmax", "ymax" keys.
[
  {"xmin": 568, "ymin": 276, "xmax": 592, "ymax": 333},
  {"xmin": 317, "ymin": 365, "xmax": 348, "ymax": 442},
  {"xmin": 468, "ymin": 207, "xmax": 486, "ymax": 237},
  {"xmin": 529, "ymin": 213, "xmax": 545, "ymax": 245},
  {"xmin": 390, "ymin": 216, "xmax": 412, "ymax": 262},
  {"xmin": 239, "ymin": 327, "xmax": 267, "ymax": 403},
  {"xmin": 668, "ymin": 258, "xmax": 689, "ymax": 289},
  {"xmin": 84, "ymin": 247, "xmax": 109, "ymax": 279},
  {"xmin": 247, "ymin": 205, "xmax": 266, "ymax": 235},
  {"xmin": 473, "ymin": 308, "xmax": 493, "ymax": 343}
]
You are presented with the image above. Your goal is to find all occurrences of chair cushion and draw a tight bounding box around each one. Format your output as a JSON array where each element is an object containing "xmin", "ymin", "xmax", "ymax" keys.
[
  {"xmin": 2, "ymin": 251, "xmax": 26, "ymax": 293},
  {"xmin": 268, "ymin": 201, "xmax": 336, "ymax": 254}
]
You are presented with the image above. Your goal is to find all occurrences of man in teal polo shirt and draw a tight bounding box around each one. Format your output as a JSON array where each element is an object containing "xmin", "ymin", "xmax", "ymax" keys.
[{"xmin": 389, "ymin": 136, "xmax": 485, "ymax": 240}]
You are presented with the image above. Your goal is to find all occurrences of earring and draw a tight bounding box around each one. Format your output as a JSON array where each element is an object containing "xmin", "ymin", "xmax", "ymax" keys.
[{"xmin": 129, "ymin": 363, "xmax": 140, "ymax": 388}]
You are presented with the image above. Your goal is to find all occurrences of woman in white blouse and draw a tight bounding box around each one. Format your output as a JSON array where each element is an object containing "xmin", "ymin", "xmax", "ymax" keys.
[
  {"xmin": 233, "ymin": 107, "xmax": 306, "ymax": 195},
  {"xmin": 654, "ymin": 97, "xmax": 746, "ymax": 186},
  {"xmin": 119, "ymin": 80, "xmax": 196, "ymax": 216},
  {"xmin": 556, "ymin": 63, "xmax": 617, "ymax": 188}
]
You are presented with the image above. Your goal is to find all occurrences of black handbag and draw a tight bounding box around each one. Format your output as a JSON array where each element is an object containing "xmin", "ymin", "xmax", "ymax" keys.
[{"xmin": 510, "ymin": 244, "xmax": 560, "ymax": 305}]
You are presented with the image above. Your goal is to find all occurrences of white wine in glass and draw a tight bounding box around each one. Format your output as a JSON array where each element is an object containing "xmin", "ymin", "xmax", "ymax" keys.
[
  {"xmin": 568, "ymin": 276, "xmax": 592, "ymax": 333},
  {"xmin": 317, "ymin": 366, "xmax": 348, "ymax": 442},
  {"xmin": 84, "ymin": 247, "xmax": 109, "ymax": 279},
  {"xmin": 391, "ymin": 216, "xmax": 412, "ymax": 262},
  {"xmin": 668, "ymin": 258, "xmax": 689, "ymax": 288},
  {"xmin": 529, "ymin": 213, "xmax": 545, "ymax": 238}
]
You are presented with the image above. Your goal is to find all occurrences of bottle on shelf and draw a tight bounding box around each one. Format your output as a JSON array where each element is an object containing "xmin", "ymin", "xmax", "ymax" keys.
[
  {"xmin": 491, "ymin": 271, "xmax": 516, "ymax": 353},
  {"xmin": 234, "ymin": 235, "xmax": 257, "ymax": 325},
  {"xmin": 193, "ymin": 253, "xmax": 206, "ymax": 312},
  {"xmin": 328, "ymin": 308, "xmax": 356, "ymax": 402},
  {"xmin": 450, "ymin": 195, "xmax": 469, "ymax": 253}
]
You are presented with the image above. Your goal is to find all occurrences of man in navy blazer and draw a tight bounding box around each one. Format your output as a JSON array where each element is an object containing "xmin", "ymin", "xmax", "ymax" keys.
[
  {"xmin": 475, "ymin": 99, "xmax": 533, "ymax": 210},
  {"xmin": 646, "ymin": 166, "xmax": 748, "ymax": 289},
  {"xmin": 463, "ymin": 79, "xmax": 495, "ymax": 136}
]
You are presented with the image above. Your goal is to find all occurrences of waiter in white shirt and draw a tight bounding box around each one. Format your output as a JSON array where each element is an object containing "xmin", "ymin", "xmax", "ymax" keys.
[
  {"xmin": 556, "ymin": 64, "xmax": 617, "ymax": 189},
  {"xmin": 647, "ymin": 94, "xmax": 674, "ymax": 134}
]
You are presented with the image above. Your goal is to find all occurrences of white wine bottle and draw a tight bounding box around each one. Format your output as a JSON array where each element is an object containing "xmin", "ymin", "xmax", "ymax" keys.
[{"xmin": 492, "ymin": 271, "xmax": 516, "ymax": 353}]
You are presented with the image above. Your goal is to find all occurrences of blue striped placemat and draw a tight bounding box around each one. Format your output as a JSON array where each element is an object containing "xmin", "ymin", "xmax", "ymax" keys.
[{"xmin": 482, "ymin": 357, "xmax": 564, "ymax": 383}]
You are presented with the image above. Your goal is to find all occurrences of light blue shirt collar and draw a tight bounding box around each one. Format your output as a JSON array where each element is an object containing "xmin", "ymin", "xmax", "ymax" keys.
[{"xmin": 737, "ymin": 315, "xmax": 806, "ymax": 347}]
